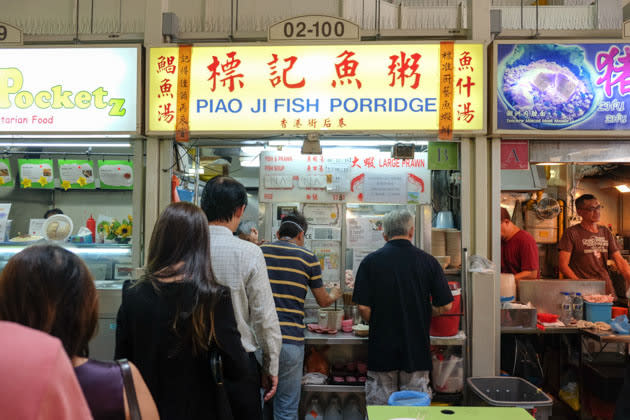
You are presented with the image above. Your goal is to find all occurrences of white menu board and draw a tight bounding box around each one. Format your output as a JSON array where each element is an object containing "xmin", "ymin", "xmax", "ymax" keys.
[{"xmin": 259, "ymin": 150, "xmax": 430, "ymax": 204}]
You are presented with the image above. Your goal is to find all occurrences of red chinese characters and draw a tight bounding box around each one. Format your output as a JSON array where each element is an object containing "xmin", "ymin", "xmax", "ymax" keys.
[
  {"xmin": 455, "ymin": 50, "xmax": 476, "ymax": 124},
  {"xmin": 388, "ymin": 52, "xmax": 422, "ymax": 89},
  {"xmin": 157, "ymin": 56, "xmax": 176, "ymax": 74},
  {"xmin": 207, "ymin": 51, "xmax": 245, "ymax": 92},
  {"xmin": 157, "ymin": 103, "xmax": 175, "ymax": 123},
  {"xmin": 596, "ymin": 46, "xmax": 630, "ymax": 97},
  {"xmin": 268, "ymin": 54, "xmax": 305, "ymax": 88},
  {"xmin": 332, "ymin": 50, "xmax": 362, "ymax": 89},
  {"xmin": 158, "ymin": 79, "xmax": 174, "ymax": 98}
]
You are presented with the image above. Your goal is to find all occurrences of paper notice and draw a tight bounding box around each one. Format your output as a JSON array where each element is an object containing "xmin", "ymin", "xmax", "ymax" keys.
[
  {"xmin": 29, "ymin": 219, "xmax": 46, "ymax": 236},
  {"xmin": 364, "ymin": 173, "xmax": 407, "ymax": 204},
  {"xmin": 303, "ymin": 203, "xmax": 340, "ymax": 226},
  {"xmin": 346, "ymin": 215, "xmax": 386, "ymax": 248},
  {"xmin": 325, "ymin": 158, "xmax": 351, "ymax": 192},
  {"xmin": 312, "ymin": 240, "xmax": 341, "ymax": 287}
]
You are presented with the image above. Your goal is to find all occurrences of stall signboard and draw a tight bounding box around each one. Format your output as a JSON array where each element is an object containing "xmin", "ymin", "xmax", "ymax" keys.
[
  {"xmin": 259, "ymin": 150, "xmax": 430, "ymax": 204},
  {"xmin": 0, "ymin": 46, "xmax": 139, "ymax": 133},
  {"xmin": 495, "ymin": 41, "xmax": 630, "ymax": 135},
  {"xmin": 148, "ymin": 43, "xmax": 484, "ymax": 134}
]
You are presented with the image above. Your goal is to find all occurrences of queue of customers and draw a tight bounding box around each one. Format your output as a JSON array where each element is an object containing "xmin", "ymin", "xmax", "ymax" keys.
[{"xmin": 0, "ymin": 175, "xmax": 453, "ymax": 420}]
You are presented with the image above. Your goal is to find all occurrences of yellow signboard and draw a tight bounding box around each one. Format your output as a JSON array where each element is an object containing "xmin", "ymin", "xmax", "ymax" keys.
[{"xmin": 148, "ymin": 43, "xmax": 483, "ymax": 134}]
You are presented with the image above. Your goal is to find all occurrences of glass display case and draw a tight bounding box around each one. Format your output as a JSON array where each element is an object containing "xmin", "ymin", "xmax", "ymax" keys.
[
  {"xmin": 0, "ymin": 242, "xmax": 132, "ymax": 361},
  {"xmin": 0, "ymin": 242, "xmax": 132, "ymax": 286}
]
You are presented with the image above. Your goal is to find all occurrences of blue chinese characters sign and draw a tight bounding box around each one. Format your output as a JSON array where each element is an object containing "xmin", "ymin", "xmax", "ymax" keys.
[{"xmin": 495, "ymin": 42, "xmax": 629, "ymax": 133}]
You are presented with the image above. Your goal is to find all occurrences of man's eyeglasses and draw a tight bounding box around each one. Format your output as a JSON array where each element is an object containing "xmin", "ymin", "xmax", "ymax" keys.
[{"xmin": 578, "ymin": 205, "xmax": 603, "ymax": 212}]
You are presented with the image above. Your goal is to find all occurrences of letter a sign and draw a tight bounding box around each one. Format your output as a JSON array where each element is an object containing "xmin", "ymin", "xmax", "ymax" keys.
[{"xmin": 501, "ymin": 140, "xmax": 528, "ymax": 170}]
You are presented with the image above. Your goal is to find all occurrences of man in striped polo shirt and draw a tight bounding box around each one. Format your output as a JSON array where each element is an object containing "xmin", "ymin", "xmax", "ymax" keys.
[{"xmin": 261, "ymin": 212, "xmax": 342, "ymax": 420}]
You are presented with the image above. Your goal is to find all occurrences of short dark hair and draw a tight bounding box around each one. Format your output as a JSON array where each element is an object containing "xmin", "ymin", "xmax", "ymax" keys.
[
  {"xmin": 277, "ymin": 212, "xmax": 307, "ymax": 238},
  {"xmin": 44, "ymin": 208, "xmax": 63, "ymax": 219},
  {"xmin": 576, "ymin": 194, "xmax": 597, "ymax": 210},
  {"xmin": 200, "ymin": 176, "xmax": 248, "ymax": 223},
  {"xmin": 143, "ymin": 202, "xmax": 225, "ymax": 354},
  {"xmin": 0, "ymin": 245, "xmax": 97, "ymax": 358},
  {"xmin": 501, "ymin": 207, "xmax": 511, "ymax": 222}
]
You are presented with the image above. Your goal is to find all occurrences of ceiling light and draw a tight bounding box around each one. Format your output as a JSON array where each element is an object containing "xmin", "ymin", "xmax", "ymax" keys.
[
  {"xmin": 0, "ymin": 142, "xmax": 131, "ymax": 148},
  {"xmin": 535, "ymin": 162, "xmax": 565, "ymax": 166},
  {"xmin": 0, "ymin": 134, "xmax": 133, "ymax": 139},
  {"xmin": 616, "ymin": 184, "xmax": 630, "ymax": 193}
]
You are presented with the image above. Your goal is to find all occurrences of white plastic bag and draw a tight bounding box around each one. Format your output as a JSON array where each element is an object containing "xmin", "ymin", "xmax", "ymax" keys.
[{"xmin": 468, "ymin": 255, "xmax": 496, "ymax": 273}]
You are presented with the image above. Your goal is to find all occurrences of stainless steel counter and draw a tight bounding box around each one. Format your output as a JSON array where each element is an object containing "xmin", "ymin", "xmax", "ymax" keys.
[
  {"xmin": 519, "ymin": 280, "xmax": 605, "ymax": 314},
  {"xmin": 304, "ymin": 329, "xmax": 466, "ymax": 346},
  {"xmin": 502, "ymin": 326, "xmax": 580, "ymax": 334}
]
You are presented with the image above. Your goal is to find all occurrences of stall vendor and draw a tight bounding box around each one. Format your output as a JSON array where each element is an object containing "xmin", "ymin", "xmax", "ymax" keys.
[
  {"xmin": 501, "ymin": 207, "xmax": 539, "ymax": 280},
  {"xmin": 559, "ymin": 194, "xmax": 630, "ymax": 294}
]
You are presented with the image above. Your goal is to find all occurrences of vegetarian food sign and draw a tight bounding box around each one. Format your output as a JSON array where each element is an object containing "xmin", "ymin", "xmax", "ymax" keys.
[
  {"xmin": 0, "ymin": 47, "xmax": 139, "ymax": 133},
  {"xmin": 495, "ymin": 41, "xmax": 630, "ymax": 133},
  {"xmin": 148, "ymin": 43, "xmax": 484, "ymax": 134}
]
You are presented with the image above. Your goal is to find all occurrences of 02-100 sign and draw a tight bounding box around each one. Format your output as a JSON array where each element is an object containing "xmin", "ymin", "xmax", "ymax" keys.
[{"xmin": 283, "ymin": 20, "xmax": 345, "ymax": 38}]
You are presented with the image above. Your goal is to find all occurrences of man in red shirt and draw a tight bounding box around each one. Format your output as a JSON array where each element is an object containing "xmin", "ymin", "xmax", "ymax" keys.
[{"xmin": 501, "ymin": 207, "xmax": 539, "ymax": 280}]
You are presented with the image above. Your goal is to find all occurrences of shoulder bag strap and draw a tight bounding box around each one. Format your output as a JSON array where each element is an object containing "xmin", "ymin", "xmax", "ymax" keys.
[{"xmin": 117, "ymin": 359, "xmax": 142, "ymax": 420}]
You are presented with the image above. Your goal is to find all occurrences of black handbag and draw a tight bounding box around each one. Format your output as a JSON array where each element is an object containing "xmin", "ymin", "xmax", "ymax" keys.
[
  {"xmin": 209, "ymin": 340, "xmax": 235, "ymax": 420},
  {"xmin": 117, "ymin": 359, "xmax": 142, "ymax": 420}
]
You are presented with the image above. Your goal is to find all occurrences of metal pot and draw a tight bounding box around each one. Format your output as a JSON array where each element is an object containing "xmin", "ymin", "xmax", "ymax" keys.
[{"xmin": 319, "ymin": 308, "xmax": 344, "ymax": 330}]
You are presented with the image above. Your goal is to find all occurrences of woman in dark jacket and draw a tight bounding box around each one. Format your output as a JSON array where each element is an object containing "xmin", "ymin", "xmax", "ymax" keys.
[{"xmin": 115, "ymin": 202, "xmax": 252, "ymax": 419}]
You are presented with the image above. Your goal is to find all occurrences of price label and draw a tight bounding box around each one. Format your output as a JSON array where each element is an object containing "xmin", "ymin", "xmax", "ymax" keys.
[
  {"xmin": 0, "ymin": 22, "xmax": 23, "ymax": 45},
  {"xmin": 269, "ymin": 15, "xmax": 359, "ymax": 41}
]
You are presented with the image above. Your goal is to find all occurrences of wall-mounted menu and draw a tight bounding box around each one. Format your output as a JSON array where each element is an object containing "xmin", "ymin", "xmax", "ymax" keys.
[
  {"xmin": 19, "ymin": 159, "xmax": 54, "ymax": 189},
  {"xmin": 59, "ymin": 160, "xmax": 96, "ymax": 190},
  {"xmin": 260, "ymin": 150, "xmax": 430, "ymax": 204},
  {"xmin": 0, "ymin": 159, "xmax": 14, "ymax": 187},
  {"xmin": 98, "ymin": 160, "xmax": 134, "ymax": 190}
]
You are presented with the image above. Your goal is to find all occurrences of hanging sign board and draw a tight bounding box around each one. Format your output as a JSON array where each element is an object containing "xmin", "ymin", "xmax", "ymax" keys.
[
  {"xmin": 495, "ymin": 41, "xmax": 630, "ymax": 135},
  {"xmin": 19, "ymin": 159, "xmax": 54, "ymax": 189},
  {"xmin": 0, "ymin": 46, "xmax": 139, "ymax": 133},
  {"xmin": 0, "ymin": 158, "xmax": 13, "ymax": 187},
  {"xmin": 97, "ymin": 160, "xmax": 134, "ymax": 190},
  {"xmin": 268, "ymin": 15, "xmax": 360, "ymax": 41},
  {"xmin": 501, "ymin": 140, "xmax": 529, "ymax": 170},
  {"xmin": 58, "ymin": 160, "xmax": 96, "ymax": 190},
  {"xmin": 148, "ymin": 43, "xmax": 484, "ymax": 134},
  {"xmin": 259, "ymin": 150, "xmax": 430, "ymax": 204}
]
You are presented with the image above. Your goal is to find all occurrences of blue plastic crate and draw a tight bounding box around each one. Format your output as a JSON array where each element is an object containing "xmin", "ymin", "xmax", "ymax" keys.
[{"xmin": 585, "ymin": 301, "xmax": 612, "ymax": 322}]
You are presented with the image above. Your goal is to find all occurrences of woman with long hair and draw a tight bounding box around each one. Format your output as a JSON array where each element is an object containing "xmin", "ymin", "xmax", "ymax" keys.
[
  {"xmin": 115, "ymin": 201, "xmax": 251, "ymax": 419},
  {"xmin": 0, "ymin": 244, "xmax": 158, "ymax": 420}
]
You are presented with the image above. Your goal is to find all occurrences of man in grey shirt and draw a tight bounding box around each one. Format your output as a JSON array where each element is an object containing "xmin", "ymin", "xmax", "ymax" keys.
[{"xmin": 201, "ymin": 176, "xmax": 282, "ymax": 414}]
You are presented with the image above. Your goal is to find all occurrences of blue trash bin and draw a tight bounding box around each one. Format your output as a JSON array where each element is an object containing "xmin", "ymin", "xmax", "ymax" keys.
[{"xmin": 387, "ymin": 391, "xmax": 431, "ymax": 406}]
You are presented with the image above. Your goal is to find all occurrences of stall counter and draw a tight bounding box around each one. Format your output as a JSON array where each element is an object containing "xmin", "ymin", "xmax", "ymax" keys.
[{"xmin": 367, "ymin": 405, "xmax": 533, "ymax": 420}]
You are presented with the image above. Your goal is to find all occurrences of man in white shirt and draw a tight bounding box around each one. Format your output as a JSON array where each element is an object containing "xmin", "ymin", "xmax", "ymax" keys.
[{"xmin": 200, "ymin": 176, "xmax": 282, "ymax": 416}]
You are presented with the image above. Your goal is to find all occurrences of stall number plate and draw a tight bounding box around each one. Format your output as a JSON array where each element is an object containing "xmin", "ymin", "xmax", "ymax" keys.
[{"xmin": 269, "ymin": 15, "xmax": 360, "ymax": 41}]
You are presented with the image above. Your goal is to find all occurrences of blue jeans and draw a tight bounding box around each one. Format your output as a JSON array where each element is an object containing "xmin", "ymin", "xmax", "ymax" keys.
[{"xmin": 273, "ymin": 343, "xmax": 304, "ymax": 420}]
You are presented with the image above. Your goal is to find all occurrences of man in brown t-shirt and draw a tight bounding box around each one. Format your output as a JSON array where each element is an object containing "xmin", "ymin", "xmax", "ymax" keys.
[{"xmin": 558, "ymin": 194, "xmax": 630, "ymax": 294}]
